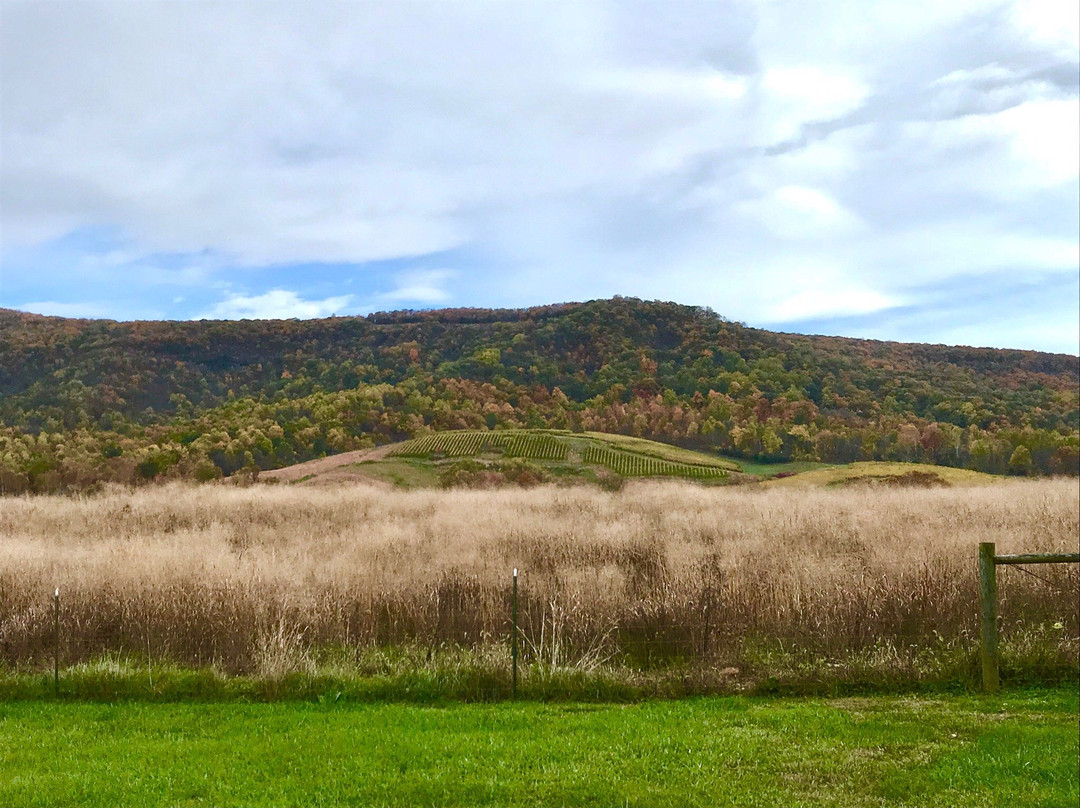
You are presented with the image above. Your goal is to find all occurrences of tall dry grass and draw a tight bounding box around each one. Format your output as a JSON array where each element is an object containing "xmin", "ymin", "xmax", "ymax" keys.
[{"xmin": 0, "ymin": 479, "xmax": 1077, "ymax": 682}]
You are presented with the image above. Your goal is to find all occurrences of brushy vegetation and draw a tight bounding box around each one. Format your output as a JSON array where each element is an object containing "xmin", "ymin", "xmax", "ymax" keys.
[
  {"xmin": 0, "ymin": 479, "xmax": 1076, "ymax": 695},
  {"xmin": 765, "ymin": 461, "xmax": 1005, "ymax": 489},
  {"xmin": 1, "ymin": 688, "xmax": 1077, "ymax": 807}
]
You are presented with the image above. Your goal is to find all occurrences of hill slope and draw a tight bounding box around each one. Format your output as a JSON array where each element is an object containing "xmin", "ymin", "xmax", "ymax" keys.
[
  {"xmin": 762, "ymin": 461, "xmax": 1000, "ymax": 488},
  {"xmin": 261, "ymin": 429, "xmax": 741, "ymax": 489},
  {"xmin": 0, "ymin": 298, "xmax": 1076, "ymax": 492}
]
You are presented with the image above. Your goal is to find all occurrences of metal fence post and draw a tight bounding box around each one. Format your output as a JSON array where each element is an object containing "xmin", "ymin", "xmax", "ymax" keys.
[
  {"xmin": 512, "ymin": 568, "xmax": 518, "ymax": 699},
  {"xmin": 978, "ymin": 542, "xmax": 999, "ymax": 694},
  {"xmin": 53, "ymin": 588, "xmax": 60, "ymax": 697}
]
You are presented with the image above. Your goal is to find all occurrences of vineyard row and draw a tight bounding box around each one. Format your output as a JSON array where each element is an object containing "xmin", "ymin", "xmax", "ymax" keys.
[
  {"xmin": 390, "ymin": 431, "xmax": 568, "ymax": 460},
  {"xmin": 580, "ymin": 446, "xmax": 727, "ymax": 478}
]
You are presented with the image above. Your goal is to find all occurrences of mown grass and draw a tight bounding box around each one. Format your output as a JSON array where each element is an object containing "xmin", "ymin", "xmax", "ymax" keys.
[
  {"xmin": 729, "ymin": 457, "xmax": 840, "ymax": 477},
  {"xmin": 348, "ymin": 458, "xmax": 441, "ymax": 488},
  {"xmin": 0, "ymin": 686, "xmax": 1075, "ymax": 807}
]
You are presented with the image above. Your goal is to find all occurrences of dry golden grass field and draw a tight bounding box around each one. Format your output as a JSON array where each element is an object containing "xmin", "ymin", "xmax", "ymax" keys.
[{"xmin": 1, "ymin": 478, "xmax": 1077, "ymax": 691}]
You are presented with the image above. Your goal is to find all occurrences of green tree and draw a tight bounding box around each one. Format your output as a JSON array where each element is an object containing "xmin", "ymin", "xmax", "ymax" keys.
[{"xmin": 1008, "ymin": 445, "xmax": 1033, "ymax": 476}]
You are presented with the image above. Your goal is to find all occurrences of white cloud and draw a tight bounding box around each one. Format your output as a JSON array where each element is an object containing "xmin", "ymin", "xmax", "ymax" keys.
[
  {"xmin": 1009, "ymin": 0, "xmax": 1079, "ymax": 57},
  {"xmin": 761, "ymin": 65, "xmax": 868, "ymax": 117},
  {"xmin": 997, "ymin": 99, "xmax": 1080, "ymax": 187},
  {"xmin": 1, "ymin": 0, "xmax": 1077, "ymax": 351},
  {"xmin": 933, "ymin": 65, "xmax": 1020, "ymax": 87},
  {"xmin": 199, "ymin": 290, "xmax": 354, "ymax": 320},
  {"xmin": 376, "ymin": 269, "xmax": 457, "ymax": 305},
  {"xmin": 737, "ymin": 185, "xmax": 862, "ymax": 240},
  {"xmin": 903, "ymin": 97, "xmax": 1079, "ymax": 200},
  {"xmin": 196, "ymin": 269, "xmax": 457, "ymax": 320},
  {"xmin": 766, "ymin": 287, "xmax": 897, "ymax": 322},
  {"xmin": 587, "ymin": 66, "xmax": 747, "ymax": 103}
]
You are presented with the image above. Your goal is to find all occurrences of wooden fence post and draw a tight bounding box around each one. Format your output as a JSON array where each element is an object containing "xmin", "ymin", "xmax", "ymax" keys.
[{"xmin": 978, "ymin": 542, "xmax": 999, "ymax": 694}]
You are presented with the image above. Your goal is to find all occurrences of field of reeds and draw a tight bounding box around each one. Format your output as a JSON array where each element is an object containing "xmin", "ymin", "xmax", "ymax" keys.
[{"xmin": 1, "ymin": 478, "xmax": 1077, "ymax": 695}]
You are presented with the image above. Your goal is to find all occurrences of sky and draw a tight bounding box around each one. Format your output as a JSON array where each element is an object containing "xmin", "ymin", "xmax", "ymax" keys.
[{"xmin": 1, "ymin": 0, "xmax": 1078, "ymax": 354}]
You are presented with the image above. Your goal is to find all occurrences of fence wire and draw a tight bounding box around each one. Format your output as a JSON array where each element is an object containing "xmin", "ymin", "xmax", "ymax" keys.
[{"xmin": 2, "ymin": 560, "xmax": 1077, "ymax": 676}]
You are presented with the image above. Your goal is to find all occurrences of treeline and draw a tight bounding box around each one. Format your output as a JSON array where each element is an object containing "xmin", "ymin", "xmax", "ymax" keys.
[{"xmin": 0, "ymin": 298, "xmax": 1076, "ymax": 492}]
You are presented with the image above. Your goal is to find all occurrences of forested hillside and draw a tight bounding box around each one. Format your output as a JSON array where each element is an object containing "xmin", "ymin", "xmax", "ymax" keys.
[{"xmin": 1, "ymin": 298, "xmax": 1076, "ymax": 492}]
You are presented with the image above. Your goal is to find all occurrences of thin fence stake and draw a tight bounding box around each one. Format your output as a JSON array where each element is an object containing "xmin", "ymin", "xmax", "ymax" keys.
[
  {"xmin": 979, "ymin": 542, "xmax": 999, "ymax": 694},
  {"xmin": 53, "ymin": 588, "xmax": 60, "ymax": 697},
  {"xmin": 512, "ymin": 568, "xmax": 518, "ymax": 699}
]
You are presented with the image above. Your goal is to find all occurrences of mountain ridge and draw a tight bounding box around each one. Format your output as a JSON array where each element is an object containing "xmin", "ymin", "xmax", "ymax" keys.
[
  {"xmin": 4, "ymin": 299, "xmax": 1077, "ymax": 351},
  {"xmin": 1, "ymin": 297, "xmax": 1076, "ymax": 491}
]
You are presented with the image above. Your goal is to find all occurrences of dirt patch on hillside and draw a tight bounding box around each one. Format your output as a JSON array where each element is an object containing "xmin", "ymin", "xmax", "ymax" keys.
[{"xmin": 260, "ymin": 444, "xmax": 396, "ymax": 484}]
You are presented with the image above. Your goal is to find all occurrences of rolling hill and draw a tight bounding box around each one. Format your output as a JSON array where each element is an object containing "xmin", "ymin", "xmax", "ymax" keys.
[
  {"xmin": 260, "ymin": 429, "xmax": 742, "ymax": 489},
  {"xmin": 0, "ymin": 298, "xmax": 1076, "ymax": 492},
  {"xmin": 257, "ymin": 430, "xmax": 1000, "ymax": 490},
  {"xmin": 761, "ymin": 461, "xmax": 1000, "ymax": 488}
]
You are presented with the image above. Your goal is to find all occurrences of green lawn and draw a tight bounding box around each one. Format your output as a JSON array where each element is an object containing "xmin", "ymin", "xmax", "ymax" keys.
[
  {"xmin": 350, "ymin": 458, "xmax": 441, "ymax": 488},
  {"xmin": 728, "ymin": 457, "xmax": 839, "ymax": 477},
  {"xmin": 1, "ymin": 688, "xmax": 1076, "ymax": 807}
]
